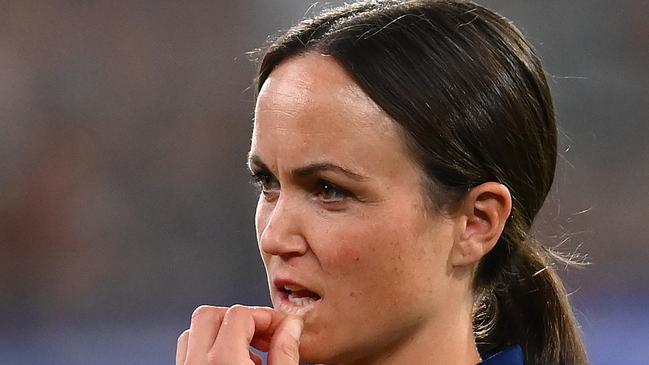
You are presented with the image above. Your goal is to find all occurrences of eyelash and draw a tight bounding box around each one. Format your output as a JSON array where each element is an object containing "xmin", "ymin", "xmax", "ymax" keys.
[
  {"xmin": 250, "ymin": 172, "xmax": 352, "ymax": 204},
  {"xmin": 250, "ymin": 172, "xmax": 279, "ymax": 197}
]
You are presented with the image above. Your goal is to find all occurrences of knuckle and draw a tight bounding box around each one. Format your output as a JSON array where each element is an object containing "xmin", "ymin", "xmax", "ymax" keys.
[
  {"xmin": 191, "ymin": 305, "xmax": 220, "ymax": 319},
  {"xmin": 206, "ymin": 350, "xmax": 219, "ymax": 364},
  {"xmin": 177, "ymin": 329, "xmax": 190, "ymax": 343},
  {"xmin": 224, "ymin": 304, "xmax": 248, "ymax": 318}
]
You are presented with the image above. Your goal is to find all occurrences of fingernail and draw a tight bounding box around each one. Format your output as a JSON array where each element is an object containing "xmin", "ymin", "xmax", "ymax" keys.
[{"xmin": 286, "ymin": 317, "xmax": 304, "ymax": 340}]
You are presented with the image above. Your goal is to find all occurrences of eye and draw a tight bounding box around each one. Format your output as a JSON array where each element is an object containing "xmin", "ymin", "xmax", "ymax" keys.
[
  {"xmin": 315, "ymin": 180, "xmax": 349, "ymax": 203},
  {"xmin": 251, "ymin": 171, "xmax": 280, "ymax": 200}
]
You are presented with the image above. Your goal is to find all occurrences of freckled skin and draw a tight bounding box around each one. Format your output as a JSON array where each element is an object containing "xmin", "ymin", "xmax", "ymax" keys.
[{"xmin": 251, "ymin": 54, "xmax": 476, "ymax": 365}]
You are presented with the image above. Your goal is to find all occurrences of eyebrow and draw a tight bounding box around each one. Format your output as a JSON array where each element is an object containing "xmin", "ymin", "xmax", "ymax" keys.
[{"xmin": 247, "ymin": 154, "xmax": 369, "ymax": 182}]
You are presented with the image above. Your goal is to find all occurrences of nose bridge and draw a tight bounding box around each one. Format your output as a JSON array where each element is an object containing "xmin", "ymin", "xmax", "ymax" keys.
[{"xmin": 260, "ymin": 193, "xmax": 307, "ymax": 256}]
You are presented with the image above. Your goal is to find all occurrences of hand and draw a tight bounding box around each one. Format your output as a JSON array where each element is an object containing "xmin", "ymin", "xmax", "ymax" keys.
[{"xmin": 176, "ymin": 305, "xmax": 304, "ymax": 365}]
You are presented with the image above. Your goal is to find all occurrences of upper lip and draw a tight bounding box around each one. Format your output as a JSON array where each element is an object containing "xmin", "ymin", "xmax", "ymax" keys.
[{"xmin": 273, "ymin": 275, "xmax": 321, "ymax": 298}]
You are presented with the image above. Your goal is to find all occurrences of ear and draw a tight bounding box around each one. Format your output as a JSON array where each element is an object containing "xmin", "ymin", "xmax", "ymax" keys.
[{"xmin": 450, "ymin": 182, "xmax": 512, "ymax": 268}]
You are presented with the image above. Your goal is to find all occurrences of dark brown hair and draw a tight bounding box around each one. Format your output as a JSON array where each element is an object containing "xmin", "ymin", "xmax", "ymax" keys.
[{"xmin": 255, "ymin": 1, "xmax": 588, "ymax": 364}]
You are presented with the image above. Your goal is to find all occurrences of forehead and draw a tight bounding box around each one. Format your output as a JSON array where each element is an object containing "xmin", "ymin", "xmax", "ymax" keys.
[
  {"xmin": 256, "ymin": 54, "xmax": 388, "ymax": 130},
  {"xmin": 252, "ymin": 54, "xmax": 409, "ymax": 173}
]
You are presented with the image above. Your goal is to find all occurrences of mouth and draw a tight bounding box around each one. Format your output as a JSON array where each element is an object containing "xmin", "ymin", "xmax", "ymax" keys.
[{"xmin": 273, "ymin": 280, "xmax": 322, "ymax": 315}]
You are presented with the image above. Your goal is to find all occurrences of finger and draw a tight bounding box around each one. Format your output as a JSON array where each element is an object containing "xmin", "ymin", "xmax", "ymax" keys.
[
  {"xmin": 250, "ymin": 308, "xmax": 288, "ymax": 352},
  {"xmin": 210, "ymin": 305, "xmax": 277, "ymax": 363},
  {"xmin": 176, "ymin": 329, "xmax": 190, "ymax": 365},
  {"xmin": 185, "ymin": 305, "xmax": 227, "ymax": 364},
  {"xmin": 267, "ymin": 316, "xmax": 303, "ymax": 365}
]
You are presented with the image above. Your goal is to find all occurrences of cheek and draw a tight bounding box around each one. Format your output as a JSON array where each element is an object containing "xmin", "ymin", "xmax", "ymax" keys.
[
  {"xmin": 315, "ymin": 216, "xmax": 406, "ymax": 279},
  {"xmin": 315, "ymin": 208, "xmax": 450, "ymax": 299}
]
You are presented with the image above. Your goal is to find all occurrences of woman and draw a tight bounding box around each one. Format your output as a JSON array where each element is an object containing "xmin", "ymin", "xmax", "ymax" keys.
[{"xmin": 176, "ymin": 1, "xmax": 589, "ymax": 364}]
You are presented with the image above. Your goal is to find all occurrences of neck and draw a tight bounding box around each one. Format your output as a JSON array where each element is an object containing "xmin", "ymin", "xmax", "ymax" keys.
[{"xmin": 322, "ymin": 297, "xmax": 481, "ymax": 365}]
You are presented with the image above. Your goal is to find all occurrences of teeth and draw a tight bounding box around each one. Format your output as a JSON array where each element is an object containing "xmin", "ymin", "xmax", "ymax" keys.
[
  {"xmin": 287, "ymin": 293, "xmax": 317, "ymax": 306},
  {"xmin": 276, "ymin": 291, "xmax": 320, "ymax": 316}
]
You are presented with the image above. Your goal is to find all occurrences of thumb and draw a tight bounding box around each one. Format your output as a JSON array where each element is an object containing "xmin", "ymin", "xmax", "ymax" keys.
[{"xmin": 267, "ymin": 316, "xmax": 303, "ymax": 365}]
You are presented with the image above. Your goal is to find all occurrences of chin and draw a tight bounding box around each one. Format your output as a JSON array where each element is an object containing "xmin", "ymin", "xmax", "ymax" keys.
[
  {"xmin": 298, "ymin": 337, "xmax": 332, "ymax": 365},
  {"xmin": 297, "ymin": 328, "xmax": 355, "ymax": 365}
]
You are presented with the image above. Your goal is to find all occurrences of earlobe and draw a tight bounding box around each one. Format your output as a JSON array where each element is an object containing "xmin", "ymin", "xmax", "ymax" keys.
[{"xmin": 450, "ymin": 182, "xmax": 512, "ymax": 268}]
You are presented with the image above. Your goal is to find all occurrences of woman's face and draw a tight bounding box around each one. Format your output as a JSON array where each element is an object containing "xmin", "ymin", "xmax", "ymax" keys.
[{"xmin": 250, "ymin": 54, "xmax": 461, "ymax": 363}]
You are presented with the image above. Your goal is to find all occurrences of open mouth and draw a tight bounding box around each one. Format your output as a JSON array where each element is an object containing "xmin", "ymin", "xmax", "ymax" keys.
[
  {"xmin": 274, "ymin": 282, "xmax": 322, "ymax": 315},
  {"xmin": 282, "ymin": 285, "xmax": 321, "ymax": 304}
]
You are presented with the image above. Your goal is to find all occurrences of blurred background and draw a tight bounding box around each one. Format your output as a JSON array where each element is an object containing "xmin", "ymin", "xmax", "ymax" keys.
[{"xmin": 1, "ymin": 1, "xmax": 647, "ymax": 364}]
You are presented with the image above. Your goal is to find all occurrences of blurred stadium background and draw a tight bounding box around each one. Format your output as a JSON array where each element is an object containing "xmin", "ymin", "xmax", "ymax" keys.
[{"xmin": 1, "ymin": 1, "xmax": 647, "ymax": 364}]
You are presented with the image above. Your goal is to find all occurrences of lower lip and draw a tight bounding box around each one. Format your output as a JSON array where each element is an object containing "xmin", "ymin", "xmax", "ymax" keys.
[{"xmin": 275, "ymin": 290, "xmax": 322, "ymax": 316}]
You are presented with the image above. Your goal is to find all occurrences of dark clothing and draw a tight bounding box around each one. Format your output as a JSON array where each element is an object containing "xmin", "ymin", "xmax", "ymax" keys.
[{"xmin": 479, "ymin": 345, "xmax": 524, "ymax": 365}]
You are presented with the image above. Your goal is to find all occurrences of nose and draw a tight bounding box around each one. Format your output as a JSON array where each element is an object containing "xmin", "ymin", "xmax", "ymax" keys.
[{"xmin": 258, "ymin": 195, "xmax": 308, "ymax": 258}]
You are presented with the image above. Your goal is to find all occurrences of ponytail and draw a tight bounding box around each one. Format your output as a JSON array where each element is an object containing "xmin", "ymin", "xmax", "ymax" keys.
[{"xmin": 473, "ymin": 215, "xmax": 589, "ymax": 365}]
